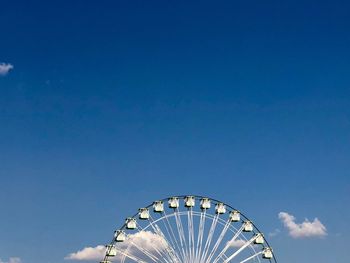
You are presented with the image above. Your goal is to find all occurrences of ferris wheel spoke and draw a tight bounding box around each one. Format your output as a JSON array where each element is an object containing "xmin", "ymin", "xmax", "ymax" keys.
[
  {"xmin": 205, "ymin": 218, "xmax": 231, "ymax": 263},
  {"xmin": 135, "ymin": 224, "xmax": 171, "ymax": 261},
  {"xmin": 190, "ymin": 209, "xmax": 196, "ymax": 263},
  {"xmin": 200, "ymin": 213, "xmax": 219, "ymax": 263},
  {"xmin": 187, "ymin": 208, "xmax": 195, "ymax": 263},
  {"xmin": 120, "ymin": 247, "xmax": 128, "ymax": 263},
  {"xmin": 195, "ymin": 210, "xmax": 206, "ymax": 263},
  {"xmin": 174, "ymin": 208, "xmax": 190, "ymax": 263},
  {"xmin": 115, "ymin": 248, "xmax": 147, "ymax": 263},
  {"xmin": 127, "ymin": 240, "xmax": 161, "ymax": 263},
  {"xmin": 221, "ymin": 253, "xmax": 229, "ymax": 262},
  {"xmin": 161, "ymin": 210, "xmax": 185, "ymax": 262},
  {"xmin": 154, "ymin": 226, "xmax": 180, "ymax": 263},
  {"xmin": 223, "ymin": 235, "xmax": 258, "ymax": 263},
  {"xmin": 239, "ymin": 251, "xmax": 263, "ymax": 263},
  {"xmin": 147, "ymin": 215, "xmax": 180, "ymax": 263},
  {"xmin": 212, "ymin": 225, "xmax": 244, "ymax": 263},
  {"xmin": 118, "ymin": 230, "xmax": 169, "ymax": 263}
]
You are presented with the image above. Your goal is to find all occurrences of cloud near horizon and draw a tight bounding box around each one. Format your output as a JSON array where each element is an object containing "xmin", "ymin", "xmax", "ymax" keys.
[
  {"xmin": 0, "ymin": 63, "xmax": 14, "ymax": 76},
  {"xmin": 65, "ymin": 245, "xmax": 106, "ymax": 261},
  {"xmin": 279, "ymin": 212, "xmax": 327, "ymax": 238},
  {"xmin": 65, "ymin": 231, "xmax": 167, "ymax": 261},
  {"xmin": 0, "ymin": 258, "xmax": 21, "ymax": 263}
]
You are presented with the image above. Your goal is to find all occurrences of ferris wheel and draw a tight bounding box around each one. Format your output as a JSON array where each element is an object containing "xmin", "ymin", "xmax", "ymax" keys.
[{"xmin": 100, "ymin": 195, "xmax": 277, "ymax": 263}]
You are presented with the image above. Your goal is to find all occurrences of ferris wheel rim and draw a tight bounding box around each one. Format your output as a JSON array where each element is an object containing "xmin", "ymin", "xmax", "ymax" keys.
[{"xmin": 104, "ymin": 195, "xmax": 277, "ymax": 263}]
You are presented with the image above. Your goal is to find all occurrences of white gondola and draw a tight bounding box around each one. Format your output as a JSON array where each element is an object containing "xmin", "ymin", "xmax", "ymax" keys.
[
  {"xmin": 262, "ymin": 247, "xmax": 273, "ymax": 259},
  {"xmin": 229, "ymin": 210, "xmax": 240, "ymax": 222},
  {"xmin": 153, "ymin": 201, "xmax": 164, "ymax": 213},
  {"xmin": 125, "ymin": 218, "xmax": 137, "ymax": 229},
  {"xmin": 243, "ymin": 221, "xmax": 253, "ymax": 232},
  {"xmin": 184, "ymin": 196, "xmax": 195, "ymax": 207},
  {"xmin": 139, "ymin": 208, "xmax": 150, "ymax": 220},
  {"xmin": 200, "ymin": 198, "xmax": 211, "ymax": 209},
  {"xmin": 168, "ymin": 197, "xmax": 179, "ymax": 208},
  {"xmin": 106, "ymin": 244, "xmax": 117, "ymax": 257},
  {"xmin": 254, "ymin": 233, "xmax": 264, "ymax": 244},
  {"xmin": 215, "ymin": 202, "xmax": 226, "ymax": 214},
  {"xmin": 114, "ymin": 230, "xmax": 126, "ymax": 242}
]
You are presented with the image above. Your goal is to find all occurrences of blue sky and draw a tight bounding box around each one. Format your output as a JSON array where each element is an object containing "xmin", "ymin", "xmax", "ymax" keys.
[{"xmin": 0, "ymin": 0, "xmax": 349, "ymax": 263}]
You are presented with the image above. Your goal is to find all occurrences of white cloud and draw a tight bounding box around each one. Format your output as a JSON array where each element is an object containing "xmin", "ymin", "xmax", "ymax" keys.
[
  {"xmin": 227, "ymin": 239, "xmax": 246, "ymax": 248},
  {"xmin": 65, "ymin": 245, "xmax": 106, "ymax": 261},
  {"xmin": 0, "ymin": 63, "xmax": 14, "ymax": 76},
  {"xmin": 278, "ymin": 212, "xmax": 327, "ymax": 238},
  {"xmin": 66, "ymin": 231, "xmax": 167, "ymax": 261},
  {"xmin": 0, "ymin": 258, "xmax": 21, "ymax": 263}
]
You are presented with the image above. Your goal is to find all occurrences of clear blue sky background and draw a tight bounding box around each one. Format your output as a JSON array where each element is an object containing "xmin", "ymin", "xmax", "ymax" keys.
[{"xmin": 0, "ymin": 1, "xmax": 349, "ymax": 263}]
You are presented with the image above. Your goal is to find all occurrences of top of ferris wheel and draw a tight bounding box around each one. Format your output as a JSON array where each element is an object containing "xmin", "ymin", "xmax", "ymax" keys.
[
  {"xmin": 101, "ymin": 195, "xmax": 276, "ymax": 263},
  {"xmin": 132, "ymin": 195, "xmax": 254, "ymax": 221}
]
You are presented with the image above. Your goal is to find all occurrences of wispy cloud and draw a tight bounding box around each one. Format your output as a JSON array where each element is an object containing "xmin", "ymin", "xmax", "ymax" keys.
[
  {"xmin": 227, "ymin": 239, "xmax": 246, "ymax": 248},
  {"xmin": 0, "ymin": 63, "xmax": 14, "ymax": 76},
  {"xmin": 65, "ymin": 231, "xmax": 167, "ymax": 261},
  {"xmin": 268, "ymin": 228, "xmax": 280, "ymax": 237},
  {"xmin": 279, "ymin": 212, "xmax": 327, "ymax": 238},
  {"xmin": 0, "ymin": 257, "xmax": 21, "ymax": 263}
]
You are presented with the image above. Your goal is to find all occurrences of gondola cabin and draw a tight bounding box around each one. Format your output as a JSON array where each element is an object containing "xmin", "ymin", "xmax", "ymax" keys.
[
  {"xmin": 200, "ymin": 198, "xmax": 211, "ymax": 209},
  {"xmin": 184, "ymin": 196, "xmax": 195, "ymax": 207},
  {"xmin": 254, "ymin": 234, "xmax": 264, "ymax": 244},
  {"xmin": 153, "ymin": 201, "xmax": 164, "ymax": 213},
  {"xmin": 168, "ymin": 197, "xmax": 179, "ymax": 208},
  {"xmin": 229, "ymin": 211, "xmax": 240, "ymax": 222},
  {"xmin": 243, "ymin": 221, "xmax": 253, "ymax": 232},
  {"xmin": 139, "ymin": 208, "xmax": 150, "ymax": 220},
  {"xmin": 106, "ymin": 245, "xmax": 117, "ymax": 257},
  {"xmin": 215, "ymin": 203, "xmax": 226, "ymax": 214},
  {"xmin": 114, "ymin": 230, "xmax": 126, "ymax": 242},
  {"xmin": 125, "ymin": 218, "xmax": 136, "ymax": 229},
  {"xmin": 262, "ymin": 248, "xmax": 273, "ymax": 259}
]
